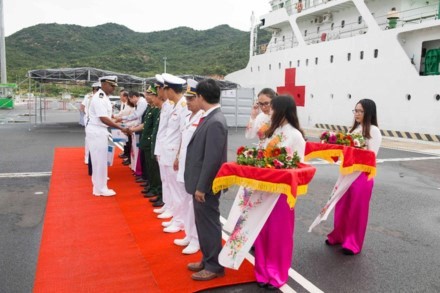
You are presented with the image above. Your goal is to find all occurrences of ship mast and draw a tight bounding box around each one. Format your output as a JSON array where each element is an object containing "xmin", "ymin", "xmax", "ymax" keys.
[
  {"xmin": 0, "ymin": 0, "xmax": 6, "ymax": 83},
  {"xmin": 250, "ymin": 11, "xmax": 256, "ymax": 57}
]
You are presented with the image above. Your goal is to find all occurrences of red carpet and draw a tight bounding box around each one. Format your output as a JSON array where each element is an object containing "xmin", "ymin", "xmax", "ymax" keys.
[{"xmin": 34, "ymin": 148, "xmax": 255, "ymax": 292}]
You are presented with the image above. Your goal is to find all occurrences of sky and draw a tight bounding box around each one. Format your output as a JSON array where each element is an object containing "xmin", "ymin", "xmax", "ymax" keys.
[{"xmin": 3, "ymin": 0, "xmax": 271, "ymax": 36}]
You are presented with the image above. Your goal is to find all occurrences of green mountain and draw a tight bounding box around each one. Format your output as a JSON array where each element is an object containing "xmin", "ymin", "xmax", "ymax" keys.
[{"xmin": 6, "ymin": 23, "xmax": 271, "ymax": 82}]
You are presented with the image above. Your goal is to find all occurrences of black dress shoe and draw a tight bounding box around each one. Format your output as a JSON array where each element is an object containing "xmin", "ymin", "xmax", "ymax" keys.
[
  {"xmin": 325, "ymin": 239, "xmax": 338, "ymax": 246},
  {"xmin": 141, "ymin": 189, "xmax": 151, "ymax": 194},
  {"xmin": 266, "ymin": 284, "xmax": 278, "ymax": 291},
  {"xmin": 122, "ymin": 160, "xmax": 130, "ymax": 166},
  {"xmin": 118, "ymin": 153, "xmax": 128, "ymax": 159},
  {"xmin": 140, "ymin": 182, "xmax": 149, "ymax": 187},
  {"xmin": 342, "ymin": 248, "xmax": 355, "ymax": 255},
  {"xmin": 152, "ymin": 200, "xmax": 164, "ymax": 207},
  {"xmin": 257, "ymin": 282, "xmax": 267, "ymax": 288},
  {"xmin": 135, "ymin": 178, "xmax": 146, "ymax": 183},
  {"xmin": 149, "ymin": 197, "xmax": 159, "ymax": 203},
  {"xmin": 143, "ymin": 192, "xmax": 157, "ymax": 198}
]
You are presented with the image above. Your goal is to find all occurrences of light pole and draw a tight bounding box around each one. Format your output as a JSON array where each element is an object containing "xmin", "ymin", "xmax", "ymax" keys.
[
  {"xmin": 0, "ymin": 0, "xmax": 7, "ymax": 83},
  {"xmin": 163, "ymin": 57, "xmax": 167, "ymax": 73}
]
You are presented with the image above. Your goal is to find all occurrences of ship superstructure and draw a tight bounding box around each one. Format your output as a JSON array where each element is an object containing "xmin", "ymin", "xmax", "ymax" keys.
[{"xmin": 226, "ymin": 0, "xmax": 440, "ymax": 140}]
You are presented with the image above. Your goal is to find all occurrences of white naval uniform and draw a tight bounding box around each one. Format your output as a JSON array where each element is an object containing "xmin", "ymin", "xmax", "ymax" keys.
[
  {"xmin": 82, "ymin": 93, "xmax": 93, "ymax": 163},
  {"xmin": 161, "ymin": 96, "xmax": 189, "ymax": 227},
  {"xmin": 175, "ymin": 109, "xmax": 204, "ymax": 245},
  {"xmin": 154, "ymin": 99, "xmax": 173, "ymax": 211},
  {"xmin": 85, "ymin": 89, "xmax": 112, "ymax": 195}
]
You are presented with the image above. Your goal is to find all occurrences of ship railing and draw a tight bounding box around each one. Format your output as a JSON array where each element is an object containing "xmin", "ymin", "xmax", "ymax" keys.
[
  {"xmin": 303, "ymin": 21, "xmax": 368, "ymax": 44},
  {"xmin": 271, "ymin": 0, "xmax": 332, "ymax": 16},
  {"xmin": 375, "ymin": 2, "xmax": 439, "ymax": 30},
  {"xmin": 256, "ymin": 36, "xmax": 299, "ymax": 55}
]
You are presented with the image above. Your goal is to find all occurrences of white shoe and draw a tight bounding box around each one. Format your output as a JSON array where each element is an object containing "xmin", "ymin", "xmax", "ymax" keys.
[
  {"xmin": 153, "ymin": 207, "xmax": 166, "ymax": 214},
  {"xmin": 174, "ymin": 238, "xmax": 190, "ymax": 246},
  {"xmin": 163, "ymin": 224, "xmax": 183, "ymax": 233},
  {"xmin": 94, "ymin": 189, "xmax": 116, "ymax": 197},
  {"xmin": 162, "ymin": 220, "xmax": 173, "ymax": 227},
  {"xmin": 157, "ymin": 210, "xmax": 173, "ymax": 219},
  {"xmin": 182, "ymin": 244, "xmax": 200, "ymax": 255}
]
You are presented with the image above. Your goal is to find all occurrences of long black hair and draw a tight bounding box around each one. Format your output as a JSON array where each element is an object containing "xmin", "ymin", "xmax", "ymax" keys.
[
  {"xmin": 349, "ymin": 98, "xmax": 379, "ymax": 139},
  {"xmin": 265, "ymin": 95, "xmax": 304, "ymax": 139}
]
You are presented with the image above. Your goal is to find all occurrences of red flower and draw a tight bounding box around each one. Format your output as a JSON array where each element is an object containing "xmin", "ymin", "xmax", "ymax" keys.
[
  {"xmin": 272, "ymin": 148, "xmax": 281, "ymax": 157},
  {"xmin": 237, "ymin": 146, "xmax": 245, "ymax": 155}
]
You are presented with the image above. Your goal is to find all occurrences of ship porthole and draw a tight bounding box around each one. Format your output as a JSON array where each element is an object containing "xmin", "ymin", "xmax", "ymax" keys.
[
  {"xmin": 435, "ymin": 94, "xmax": 440, "ymax": 101},
  {"xmin": 310, "ymin": 94, "xmax": 314, "ymax": 99},
  {"xmin": 330, "ymin": 94, "xmax": 334, "ymax": 99},
  {"xmin": 406, "ymin": 94, "xmax": 411, "ymax": 101},
  {"xmin": 348, "ymin": 94, "xmax": 352, "ymax": 99}
]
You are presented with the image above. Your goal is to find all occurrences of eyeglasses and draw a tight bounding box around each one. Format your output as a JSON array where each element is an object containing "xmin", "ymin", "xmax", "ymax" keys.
[
  {"xmin": 258, "ymin": 101, "xmax": 270, "ymax": 107},
  {"xmin": 352, "ymin": 109, "xmax": 364, "ymax": 114}
]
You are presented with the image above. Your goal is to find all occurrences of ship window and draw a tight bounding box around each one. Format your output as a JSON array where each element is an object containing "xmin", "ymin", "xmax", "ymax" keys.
[
  {"xmin": 406, "ymin": 94, "xmax": 411, "ymax": 101},
  {"xmin": 347, "ymin": 53, "xmax": 351, "ymax": 61},
  {"xmin": 348, "ymin": 94, "xmax": 352, "ymax": 99},
  {"xmin": 304, "ymin": 30, "xmax": 307, "ymax": 37},
  {"xmin": 289, "ymin": 61, "xmax": 292, "ymax": 68},
  {"xmin": 330, "ymin": 55, "xmax": 334, "ymax": 63},
  {"xmin": 317, "ymin": 27, "xmax": 320, "ymax": 33},
  {"xmin": 374, "ymin": 49, "xmax": 379, "ymax": 58},
  {"xmin": 282, "ymin": 36, "xmax": 285, "ymax": 42},
  {"xmin": 274, "ymin": 38, "xmax": 277, "ymax": 44},
  {"xmin": 360, "ymin": 51, "xmax": 364, "ymax": 60},
  {"xmin": 251, "ymin": 67, "xmax": 253, "ymax": 72},
  {"xmin": 435, "ymin": 94, "xmax": 440, "ymax": 101},
  {"xmin": 315, "ymin": 57, "xmax": 318, "ymax": 65},
  {"xmin": 269, "ymin": 64, "xmax": 272, "ymax": 70},
  {"xmin": 306, "ymin": 59, "xmax": 309, "ymax": 66},
  {"xmin": 330, "ymin": 94, "xmax": 334, "ymax": 99},
  {"xmin": 331, "ymin": 23, "xmax": 334, "ymax": 30},
  {"xmin": 279, "ymin": 62, "xmax": 282, "ymax": 69},
  {"xmin": 358, "ymin": 16, "xmax": 362, "ymax": 24},
  {"xmin": 297, "ymin": 60, "xmax": 300, "ymax": 67},
  {"xmin": 341, "ymin": 20, "xmax": 345, "ymax": 28}
]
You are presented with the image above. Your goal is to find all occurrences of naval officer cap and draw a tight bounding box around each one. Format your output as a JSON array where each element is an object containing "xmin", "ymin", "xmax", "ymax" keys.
[
  {"xmin": 162, "ymin": 73, "xmax": 186, "ymax": 90},
  {"xmin": 92, "ymin": 82, "xmax": 101, "ymax": 88},
  {"xmin": 155, "ymin": 74, "xmax": 165, "ymax": 87},
  {"xmin": 184, "ymin": 79, "xmax": 198, "ymax": 97},
  {"xmin": 99, "ymin": 75, "xmax": 118, "ymax": 86}
]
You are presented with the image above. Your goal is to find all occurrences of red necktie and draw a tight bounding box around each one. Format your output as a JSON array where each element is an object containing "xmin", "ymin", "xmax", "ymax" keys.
[{"xmin": 198, "ymin": 117, "xmax": 205, "ymax": 127}]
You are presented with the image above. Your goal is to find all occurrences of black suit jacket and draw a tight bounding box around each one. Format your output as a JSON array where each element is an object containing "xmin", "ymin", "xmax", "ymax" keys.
[{"xmin": 184, "ymin": 107, "xmax": 228, "ymax": 195}]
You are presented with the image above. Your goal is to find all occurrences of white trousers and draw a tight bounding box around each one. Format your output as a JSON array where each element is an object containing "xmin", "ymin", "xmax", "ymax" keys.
[
  {"xmin": 84, "ymin": 135, "xmax": 89, "ymax": 164},
  {"xmin": 176, "ymin": 181, "xmax": 198, "ymax": 244},
  {"xmin": 158, "ymin": 159, "xmax": 171, "ymax": 212},
  {"xmin": 86, "ymin": 125, "xmax": 109, "ymax": 194}
]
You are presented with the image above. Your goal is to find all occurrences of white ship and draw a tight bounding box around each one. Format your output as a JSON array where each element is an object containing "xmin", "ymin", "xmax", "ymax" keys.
[{"xmin": 226, "ymin": 0, "xmax": 440, "ymax": 141}]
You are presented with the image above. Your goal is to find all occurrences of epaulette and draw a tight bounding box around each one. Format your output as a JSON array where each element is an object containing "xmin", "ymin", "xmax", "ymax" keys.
[
  {"xmin": 169, "ymin": 101, "xmax": 175, "ymax": 105},
  {"xmin": 181, "ymin": 101, "xmax": 187, "ymax": 107}
]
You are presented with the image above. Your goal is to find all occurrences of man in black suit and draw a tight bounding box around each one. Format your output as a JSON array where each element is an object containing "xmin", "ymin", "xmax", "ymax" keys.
[{"xmin": 184, "ymin": 79, "xmax": 228, "ymax": 281}]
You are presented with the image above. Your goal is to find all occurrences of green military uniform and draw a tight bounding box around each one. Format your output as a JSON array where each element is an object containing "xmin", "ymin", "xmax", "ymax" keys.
[{"xmin": 140, "ymin": 104, "xmax": 162, "ymax": 196}]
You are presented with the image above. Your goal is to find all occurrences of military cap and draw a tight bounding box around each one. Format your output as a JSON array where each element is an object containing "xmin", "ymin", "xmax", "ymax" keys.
[
  {"xmin": 92, "ymin": 82, "xmax": 101, "ymax": 88},
  {"xmin": 184, "ymin": 79, "xmax": 198, "ymax": 97},
  {"xmin": 155, "ymin": 74, "xmax": 165, "ymax": 87},
  {"xmin": 162, "ymin": 73, "xmax": 185, "ymax": 90},
  {"xmin": 146, "ymin": 84, "xmax": 158, "ymax": 96},
  {"xmin": 99, "ymin": 75, "xmax": 118, "ymax": 86}
]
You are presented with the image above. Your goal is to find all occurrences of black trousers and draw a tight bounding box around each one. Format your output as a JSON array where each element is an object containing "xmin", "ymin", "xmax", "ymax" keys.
[{"xmin": 193, "ymin": 192, "xmax": 224, "ymax": 273}]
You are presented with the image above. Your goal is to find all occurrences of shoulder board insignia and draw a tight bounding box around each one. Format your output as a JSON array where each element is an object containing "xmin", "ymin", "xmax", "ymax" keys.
[
  {"xmin": 99, "ymin": 93, "xmax": 104, "ymax": 98},
  {"xmin": 181, "ymin": 101, "xmax": 187, "ymax": 107},
  {"xmin": 169, "ymin": 101, "xmax": 175, "ymax": 105}
]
